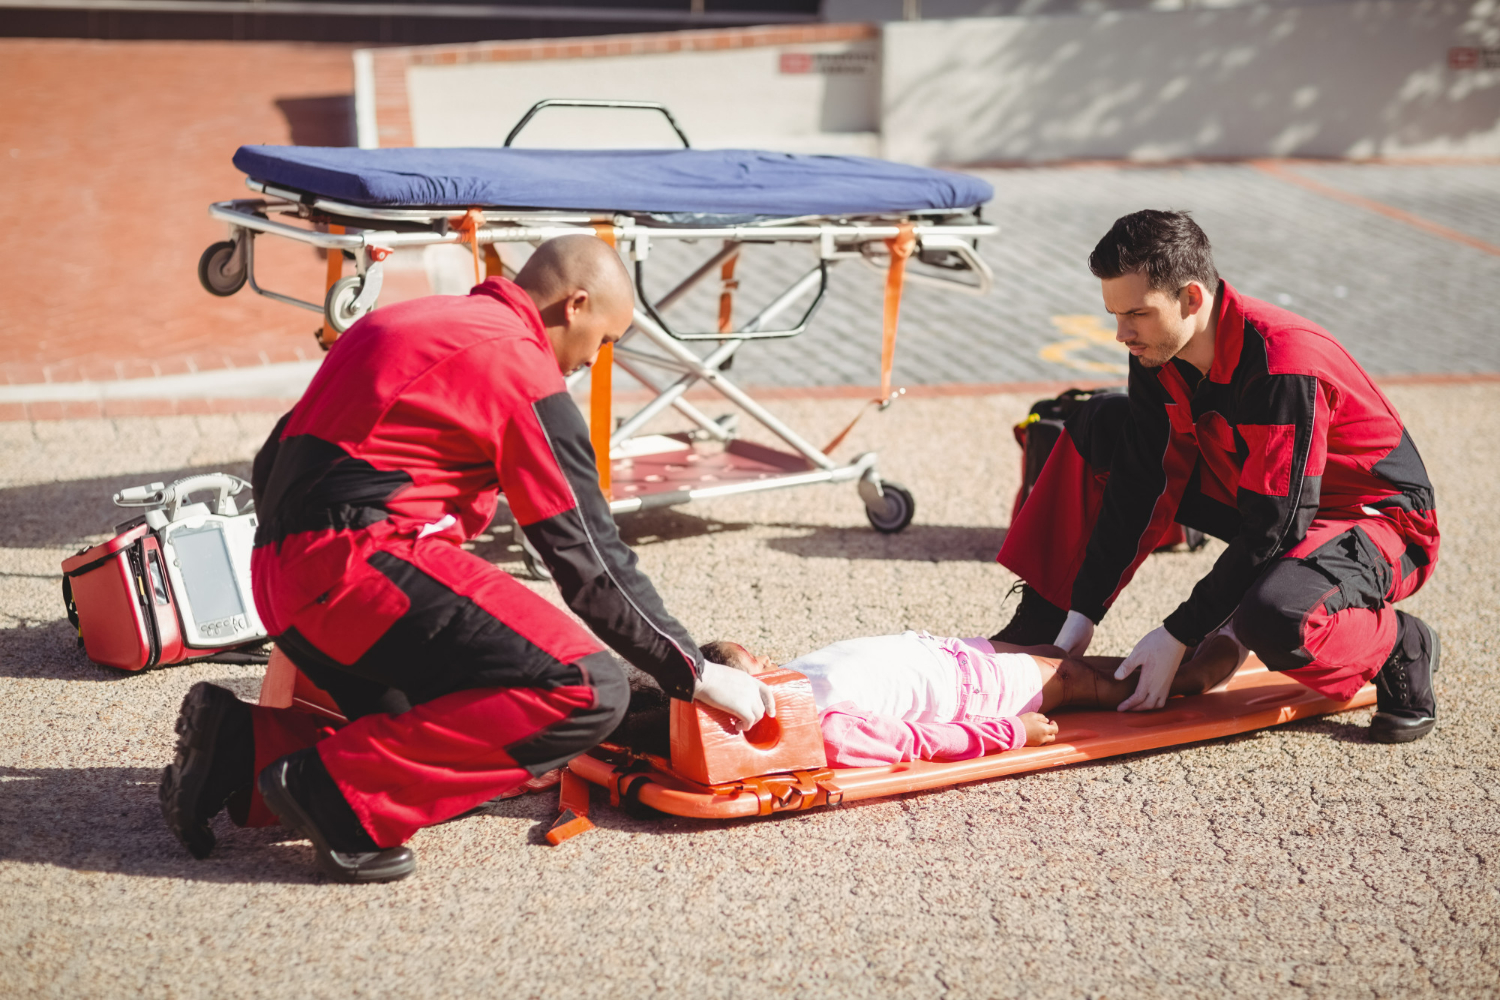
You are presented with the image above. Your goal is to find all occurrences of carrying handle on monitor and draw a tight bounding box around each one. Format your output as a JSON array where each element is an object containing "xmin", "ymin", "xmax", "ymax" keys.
[
  {"xmin": 114, "ymin": 473, "xmax": 251, "ymax": 521},
  {"xmin": 504, "ymin": 100, "xmax": 692, "ymax": 149}
]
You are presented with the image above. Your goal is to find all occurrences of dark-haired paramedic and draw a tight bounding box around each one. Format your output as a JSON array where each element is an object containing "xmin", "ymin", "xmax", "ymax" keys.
[
  {"xmin": 992, "ymin": 210, "xmax": 1440, "ymax": 743},
  {"xmin": 160, "ymin": 235, "xmax": 774, "ymax": 883}
]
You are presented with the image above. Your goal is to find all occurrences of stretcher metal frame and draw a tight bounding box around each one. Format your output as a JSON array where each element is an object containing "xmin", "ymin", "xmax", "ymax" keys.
[{"xmin": 201, "ymin": 101, "xmax": 997, "ymax": 544}]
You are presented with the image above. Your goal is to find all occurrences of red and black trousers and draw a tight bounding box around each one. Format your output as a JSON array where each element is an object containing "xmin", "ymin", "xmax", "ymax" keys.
[
  {"xmin": 999, "ymin": 397, "xmax": 1431, "ymax": 702},
  {"xmin": 237, "ymin": 535, "xmax": 627, "ymax": 848}
]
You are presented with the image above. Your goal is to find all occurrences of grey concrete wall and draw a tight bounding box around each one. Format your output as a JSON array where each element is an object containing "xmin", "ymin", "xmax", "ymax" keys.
[
  {"xmin": 882, "ymin": 1, "xmax": 1500, "ymax": 163},
  {"xmin": 404, "ymin": 37, "xmax": 881, "ymax": 155}
]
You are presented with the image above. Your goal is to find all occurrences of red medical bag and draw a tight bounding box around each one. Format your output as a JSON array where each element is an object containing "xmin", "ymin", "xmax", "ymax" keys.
[
  {"xmin": 61, "ymin": 474, "xmax": 268, "ymax": 671},
  {"xmin": 1013, "ymin": 387, "xmax": 1205, "ymax": 553}
]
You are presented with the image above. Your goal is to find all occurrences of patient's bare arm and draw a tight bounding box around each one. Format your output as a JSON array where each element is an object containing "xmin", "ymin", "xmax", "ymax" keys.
[{"xmin": 998, "ymin": 632, "xmax": 1246, "ymax": 713}]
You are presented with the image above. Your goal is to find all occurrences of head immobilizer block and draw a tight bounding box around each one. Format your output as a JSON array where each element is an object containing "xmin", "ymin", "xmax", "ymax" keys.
[{"xmin": 670, "ymin": 667, "xmax": 826, "ymax": 785}]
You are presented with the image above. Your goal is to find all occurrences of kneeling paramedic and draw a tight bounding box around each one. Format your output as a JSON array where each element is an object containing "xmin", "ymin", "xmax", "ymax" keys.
[
  {"xmin": 160, "ymin": 235, "xmax": 774, "ymax": 882},
  {"xmin": 993, "ymin": 210, "xmax": 1440, "ymax": 744}
]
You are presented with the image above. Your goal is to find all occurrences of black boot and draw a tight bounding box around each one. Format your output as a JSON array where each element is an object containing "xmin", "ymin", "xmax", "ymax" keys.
[
  {"xmin": 1370, "ymin": 611, "xmax": 1439, "ymax": 744},
  {"xmin": 160, "ymin": 682, "xmax": 255, "ymax": 859},
  {"xmin": 257, "ymin": 748, "xmax": 415, "ymax": 884},
  {"xmin": 991, "ymin": 583, "xmax": 1068, "ymax": 646}
]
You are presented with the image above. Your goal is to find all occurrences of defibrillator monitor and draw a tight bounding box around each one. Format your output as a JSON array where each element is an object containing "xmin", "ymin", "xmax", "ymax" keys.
[{"xmin": 122, "ymin": 475, "xmax": 267, "ymax": 650}]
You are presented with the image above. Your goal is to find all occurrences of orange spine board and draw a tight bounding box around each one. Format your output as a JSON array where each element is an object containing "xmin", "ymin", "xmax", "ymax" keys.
[
  {"xmin": 670, "ymin": 667, "xmax": 826, "ymax": 785},
  {"xmin": 578, "ymin": 661, "xmax": 1378, "ymax": 820}
]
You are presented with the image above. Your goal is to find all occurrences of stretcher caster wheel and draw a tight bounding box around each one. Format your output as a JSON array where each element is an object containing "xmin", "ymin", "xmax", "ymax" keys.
[
  {"xmin": 198, "ymin": 241, "xmax": 247, "ymax": 296},
  {"xmin": 325, "ymin": 275, "xmax": 370, "ymax": 334},
  {"xmin": 864, "ymin": 481, "xmax": 915, "ymax": 534}
]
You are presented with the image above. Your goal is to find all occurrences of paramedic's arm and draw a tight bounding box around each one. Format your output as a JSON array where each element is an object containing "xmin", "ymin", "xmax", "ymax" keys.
[
  {"xmin": 505, "ymin": 393, "xmax": 772, "ymax": 725},
  {"xmin": 1119, "ymin": 374, "xmax": 1326, "ymax": 710},
  {"xmin": 1067, "ymin": 361, "xmax": 1181, "ymax": 652}
]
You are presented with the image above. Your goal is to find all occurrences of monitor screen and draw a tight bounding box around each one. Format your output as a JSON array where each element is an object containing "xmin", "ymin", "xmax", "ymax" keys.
[{"xmin": 171, "ymin": 523, "xmax": 246, "ymax": 625}]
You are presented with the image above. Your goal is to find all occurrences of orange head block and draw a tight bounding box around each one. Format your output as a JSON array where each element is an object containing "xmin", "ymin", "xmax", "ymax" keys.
[{"xmin": 670, "ymin": 667, "xmax": 827, "ymax": 785}]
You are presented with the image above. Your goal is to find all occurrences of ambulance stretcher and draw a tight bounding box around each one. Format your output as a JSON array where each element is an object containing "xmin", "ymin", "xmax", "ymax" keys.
[
  {"xmin": 199, "ymin": 101, "xmax": 997, "ymax": 556},
  {"xmin": 258, "ymin": 652, "xmax": 1376, "ymax": 845}
]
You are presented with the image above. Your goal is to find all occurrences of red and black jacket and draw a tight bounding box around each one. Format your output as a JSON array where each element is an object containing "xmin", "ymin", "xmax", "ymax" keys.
[
  {"xmin": 1073, "ymin": 281, "xmax": 1439, "ymax": 646},
  {"xmin": 250, "ymin": 277, "xmax": 703, "ymax": 699}
]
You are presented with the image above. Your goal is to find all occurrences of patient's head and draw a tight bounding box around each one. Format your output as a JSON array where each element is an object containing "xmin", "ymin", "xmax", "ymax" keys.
[{"xmin": 700, "ymin": 641, "xmax": 775, "ymax": 676}]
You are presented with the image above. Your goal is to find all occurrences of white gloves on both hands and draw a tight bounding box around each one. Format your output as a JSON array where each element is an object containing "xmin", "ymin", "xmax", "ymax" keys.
[{"xmin": 692, "ymin": 660, "xmax": 777, "ymax": 731}]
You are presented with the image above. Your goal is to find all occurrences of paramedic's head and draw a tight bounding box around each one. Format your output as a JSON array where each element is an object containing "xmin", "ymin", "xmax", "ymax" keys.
[
  {"xmin": 700, "ymin": 641, "xmax": 775, "ymax": 676},
  {"xmin": 1090, "ymin": 210, "xmax": 1219, "ymax": 369},
  {"xmin": 517, "ymin": 235, "xmax": 635, "ymax": 375}
]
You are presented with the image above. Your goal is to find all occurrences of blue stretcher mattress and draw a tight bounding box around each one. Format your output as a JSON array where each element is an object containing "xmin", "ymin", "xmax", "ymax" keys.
[{"xmin": 232, "ymin": 146, "xmax": 993, "ymax": 217}]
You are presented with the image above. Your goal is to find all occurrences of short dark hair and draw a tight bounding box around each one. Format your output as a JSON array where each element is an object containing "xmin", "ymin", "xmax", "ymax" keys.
[{"xmin": 1088, "ymin": 210, "xmax": 1219, "ymax": 294}]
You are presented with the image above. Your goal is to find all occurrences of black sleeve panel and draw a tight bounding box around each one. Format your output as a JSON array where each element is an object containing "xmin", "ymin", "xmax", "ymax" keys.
[
  {"xmin": 1163, "ymin": 373, "xmax": 1324, "ymax": 646},
  {"xmin": 523, "ymin": 393, "xmax": 704, "ymax": 700},
  {"xmin": 1071, "ymin": 360, "xmax": 1176, "ymax": 623},
  {"xmin": 250, "ymin": 410, "xmax": 293, "ymax": 508}
]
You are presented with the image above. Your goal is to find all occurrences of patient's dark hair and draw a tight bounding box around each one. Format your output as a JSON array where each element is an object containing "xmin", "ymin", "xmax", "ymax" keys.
[
  {"xmin": 700, "ymin": 640, "xmax": 752, "ymax": 672},
  {"xmin": 1088, "ymin": 210, "xmax": 1218, "ymax": 294}
]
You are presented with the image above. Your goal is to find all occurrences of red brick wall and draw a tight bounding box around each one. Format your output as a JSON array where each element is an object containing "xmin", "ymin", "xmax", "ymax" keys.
[{"xmin": 0, "ymin": 39, "xmax": 354, "ymax": 383}]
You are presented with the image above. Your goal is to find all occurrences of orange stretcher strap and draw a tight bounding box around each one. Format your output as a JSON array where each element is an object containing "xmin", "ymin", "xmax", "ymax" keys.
[
  {"xmin": 822, "ymin": 223, "xmax": 916, "ymax": 455},
  {"xmin": 450, "ymin": 207, "xmax": 487, "ymax": 287},
  {"xmin": 590, "ymin": 223, "xmax": 618, "ymax": 497},
  {"xmin": 569, "ymin": 659, "xmax": 1377, "ymax": 820},
  {"xmin": 717, "ymin": 250, "xmax": 739, "ymax": 334},
  {"xmin": 545, "ymin": 769, "xmax": 596, "ymax": 845}
]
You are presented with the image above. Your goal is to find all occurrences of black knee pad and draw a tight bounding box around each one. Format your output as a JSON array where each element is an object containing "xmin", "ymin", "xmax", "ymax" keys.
[
  {"xmin": 504, "ymin": 650, "xmax": 630, "ymax": 774},
  {"xmin": 582, "ymin": 651, "xmax": 631, "ymax": 737},
  {"xmin": 1233, "ymin": 578, "xmax": 1312, "ymax": 672}
]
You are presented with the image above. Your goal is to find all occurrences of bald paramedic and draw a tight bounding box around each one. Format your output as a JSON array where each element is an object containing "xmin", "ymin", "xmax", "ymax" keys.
[
  {"xmin": 160, "ymin": 235, "xmax": 774, "ymax": 883},
  {"xmin": 993, "ymin": 210, "xmax": 1440, "ymax": 743}
]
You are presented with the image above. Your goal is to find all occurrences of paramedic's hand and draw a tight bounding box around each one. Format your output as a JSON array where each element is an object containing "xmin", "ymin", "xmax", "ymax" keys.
[
  {"xmin": 1054, "ymin": 611, "xmax": 1096, "ymax": 657},
  {"xmin": 1021, "ymin": 712, "xmax": 1058, "ymax": 747},
  {"xmin": 1114, "ymin": 626, "xmax": 1188, "ymax": 712},
  {"xmin": 694, "ymin": 661, "xmax": 777, "ymax": 731}
]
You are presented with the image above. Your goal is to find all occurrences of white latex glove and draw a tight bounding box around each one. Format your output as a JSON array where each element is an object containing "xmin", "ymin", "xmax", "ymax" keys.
[
  {"xmin": 1115, "ymin": 625, "xmax": 1188, "ymax": 712},
  {"xmin": 1054, "ymin": 610, "xmax": 1096, "ymax": 657},
  {"xmin": 693, "ymin": 661, "xmax": 777, "ymax": 731}
]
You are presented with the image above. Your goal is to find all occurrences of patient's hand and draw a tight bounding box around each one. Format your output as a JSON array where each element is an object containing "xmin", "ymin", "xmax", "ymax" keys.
[{"xmin": 1021, "ymin": 712, "xmax": 1058, "ymax": 746}]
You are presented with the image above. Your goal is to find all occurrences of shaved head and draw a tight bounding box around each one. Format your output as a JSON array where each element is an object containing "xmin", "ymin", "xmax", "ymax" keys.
[
  {"xmin": 516, "ymin": 234, "xmax": 632, "ymax": 316},
  {"xmin": 515, "ymin": 235, "xmax": 635, "ymax": 374}
]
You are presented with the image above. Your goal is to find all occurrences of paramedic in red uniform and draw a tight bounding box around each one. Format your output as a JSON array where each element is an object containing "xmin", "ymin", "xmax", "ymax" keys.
[
  {"xmin": 160, "ymin": 235, "xmax": 774, "ymax": 882},
  {"xmin": 992, "ymin": 211, "xmax": 1440, "ymax": 743}
]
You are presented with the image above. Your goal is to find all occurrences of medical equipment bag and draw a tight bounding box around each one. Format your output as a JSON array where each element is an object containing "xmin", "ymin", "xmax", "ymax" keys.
[
  {"xmin": 1012, "ymin": 387, "xmax": 1205, "ymax": 552},
  {"xmin": 61, "ymin": 473, "xmax": 268, "ymax": 671}
]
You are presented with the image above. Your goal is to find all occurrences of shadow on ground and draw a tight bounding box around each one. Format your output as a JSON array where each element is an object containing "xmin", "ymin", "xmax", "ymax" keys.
[
  {"xmin": 764, "ymin": 523, "xmax": 1008, "ymax": 562},
  {"xmin": 0, "ymin": 763, "xmax": 332, "ymax": 884},
  {"xmin": 0, "ymin": 462, "xmax": 254, "ymax": 549}
]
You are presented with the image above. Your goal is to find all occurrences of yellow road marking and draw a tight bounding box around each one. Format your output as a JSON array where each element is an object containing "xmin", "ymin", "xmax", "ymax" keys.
[{"xmin": 1040, "ymin": 315, "xmax": 1128, "ymax": 374}]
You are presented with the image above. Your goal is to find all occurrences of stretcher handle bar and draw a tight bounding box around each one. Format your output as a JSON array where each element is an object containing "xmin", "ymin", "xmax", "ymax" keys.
[
  {"xmin": 636, "ymin": 259, "xmax": 826, "ymax": 341},
  {"xmin": 861, "ymin": 234, "xmax": 995, "ymax": 297},
  {"xmin": 210, "ymin": 201, "xmax": 366, "ymax": 250},
  {"xmin": 612, "ymin": 260, "xmax": 824, "ymax": 445},
  {"xmin": 505, "ymin": 99, "xmax": 691, "ymax": 149},
  {"xmin": 237, "ymin": 225, "xmax": 327, "ymax": 315}
]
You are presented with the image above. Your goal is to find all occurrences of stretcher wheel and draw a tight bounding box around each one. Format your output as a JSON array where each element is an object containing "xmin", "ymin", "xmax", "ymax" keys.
[
  {"xmin": 325, "ymin": 275, "xmax": 370, "ymax": 334},
  {"xmin": 864, "ymin": 481, "xmax": 915, "ymax": 534},
  {"xmin": 197, "ymin": 241, "xmax": 246, "ymax": 297}
]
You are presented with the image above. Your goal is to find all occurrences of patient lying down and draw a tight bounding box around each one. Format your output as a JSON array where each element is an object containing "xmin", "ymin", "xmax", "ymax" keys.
[{"xmin": 702, "ymin": 629, "xmax": 1248, "ymax": 768}]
